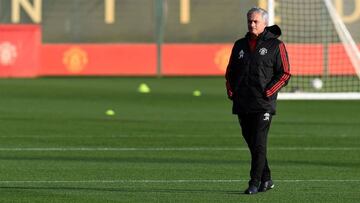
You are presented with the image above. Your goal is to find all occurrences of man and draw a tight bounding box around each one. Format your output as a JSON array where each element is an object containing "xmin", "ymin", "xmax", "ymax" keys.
[{"xmin": 225, "ymin": 7, "xmax": 291, "ymax": 195}]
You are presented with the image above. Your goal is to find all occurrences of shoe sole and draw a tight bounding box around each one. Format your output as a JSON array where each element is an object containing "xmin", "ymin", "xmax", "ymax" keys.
[
  {"xmin": 259, "ymin": 184, "xmax": 275, "ymax": 192},
  {"xmin": 245, "ymin": 191, "xmax": 258, "ymax": 195}
]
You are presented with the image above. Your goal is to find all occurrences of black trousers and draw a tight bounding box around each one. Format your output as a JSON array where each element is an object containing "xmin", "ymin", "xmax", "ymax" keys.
[{"xmin": 238, "ymin": 113, "xmax": 272, "ymax": 186}]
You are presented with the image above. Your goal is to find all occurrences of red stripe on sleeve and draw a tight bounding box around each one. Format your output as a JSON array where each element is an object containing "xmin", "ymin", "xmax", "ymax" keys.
[{"xmin": 266, "ymin": 43, "xmax": 290, "ymax": 97}]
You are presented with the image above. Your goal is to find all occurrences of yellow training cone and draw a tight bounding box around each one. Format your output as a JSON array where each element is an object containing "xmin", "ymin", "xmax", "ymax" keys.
[{"xmin": 138, "ymin": 83, "xmax": 151, "ymax": 93}]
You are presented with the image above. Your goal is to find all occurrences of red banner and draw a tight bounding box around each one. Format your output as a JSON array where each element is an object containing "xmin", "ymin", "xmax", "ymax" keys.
[
  {"xmin": 0, "ymin": 24, "xmax": 358, "ymax": 78},
  {"xmin": 286, "ymin": 44, "xmax": 324, "ymax": 75},
  {"xmin": 162, "ymin": 44, "xmax": 232, "ymax": 76},
  {"xmin": 328, "ymin": 44, "xmax": 359, "ymax": 75},
  {"xmin": 40, "ymin": 44, "xmax": 156, "ymax": 76},
  {"xmin": 0, "ymin": 25, "xmax": 41, "ymax": 77},
  {"xmin": 162, "ymin": 43, "xmax": 359, "ymax": 76}
]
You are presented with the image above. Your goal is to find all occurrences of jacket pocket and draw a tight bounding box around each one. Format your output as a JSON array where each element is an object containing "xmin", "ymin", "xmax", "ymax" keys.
[
  {"xmin": 258, "ymin": 60, "xmax": 274, "ymax": 80},
  {"xmin": 249, "ymin": 75, "xmax": 266, "ymax": 97}
]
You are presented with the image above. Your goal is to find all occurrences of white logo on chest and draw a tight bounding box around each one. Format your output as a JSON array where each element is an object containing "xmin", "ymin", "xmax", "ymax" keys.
[
  {"xmin": 238, "ymin": 50, "xmax": 244, "ymax": 59},
  {"xmin": 259, "ymin": 47, "xmax": 268, "ymax": 55}
]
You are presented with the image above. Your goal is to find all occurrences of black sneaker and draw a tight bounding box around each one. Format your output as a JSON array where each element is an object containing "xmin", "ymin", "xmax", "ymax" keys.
[
  {"xmin": 259, "ymin": 180, "xmax": 275, "ymax": 192},
  {"xmin": 244, "ymin": 185, "xmax": 258, "ymax": 194}
]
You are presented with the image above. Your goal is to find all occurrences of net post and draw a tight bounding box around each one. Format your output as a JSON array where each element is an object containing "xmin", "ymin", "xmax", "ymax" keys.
[
  {"xmin": 267, "ymin": 0, "xmax": 275, "ymax": 26},
  {"xmin": 155, "ymin": 0, "xmax": 166, "ymax": 77}
]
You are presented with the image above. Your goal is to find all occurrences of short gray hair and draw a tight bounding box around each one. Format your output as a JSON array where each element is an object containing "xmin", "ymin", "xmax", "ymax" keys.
[{"xmin": 247, "ymin": 7, "xmax": 269, "ymax": 25}]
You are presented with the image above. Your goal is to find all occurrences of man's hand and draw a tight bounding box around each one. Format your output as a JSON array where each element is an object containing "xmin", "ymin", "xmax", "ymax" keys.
[{"xmin": 226, "ymin": 81, "xmax": 233, "ymax": 100}]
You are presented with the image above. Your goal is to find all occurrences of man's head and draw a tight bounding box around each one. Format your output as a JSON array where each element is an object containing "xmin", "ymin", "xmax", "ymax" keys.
[{"xmin": 247, "ymin": 7, "xmax": 268, "ymax": 37}]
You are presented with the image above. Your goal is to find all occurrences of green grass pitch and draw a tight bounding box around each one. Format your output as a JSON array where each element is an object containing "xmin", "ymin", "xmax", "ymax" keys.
[{"xmin": 0, "ymin": 77, "xmax": 359, "ymax": 202}]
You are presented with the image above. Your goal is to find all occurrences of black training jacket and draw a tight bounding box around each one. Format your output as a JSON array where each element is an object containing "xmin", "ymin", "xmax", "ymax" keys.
[{"xmin": 225, "ymin": 25, "xmax": 291, "ymax": 115}]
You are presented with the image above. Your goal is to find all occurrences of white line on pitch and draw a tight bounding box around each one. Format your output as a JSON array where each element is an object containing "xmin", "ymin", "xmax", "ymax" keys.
[
  {"xmin": 0, "ymin": 147, "xmax": 358, "ymax": 151},
  {"xmin": 0, "ymin": 179, "xmax": 359, "ymax": 184}
]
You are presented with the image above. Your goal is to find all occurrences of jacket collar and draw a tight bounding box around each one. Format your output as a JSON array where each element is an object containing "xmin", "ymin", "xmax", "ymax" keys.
[{"xmin": 245, "ymin": 25, "xmax": 282, "ymax": 41}]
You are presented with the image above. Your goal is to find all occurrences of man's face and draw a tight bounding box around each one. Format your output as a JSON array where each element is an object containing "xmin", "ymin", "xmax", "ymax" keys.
[{"xmin": 247, "ymin": 12, "xmax": 267, "ymax": 37}]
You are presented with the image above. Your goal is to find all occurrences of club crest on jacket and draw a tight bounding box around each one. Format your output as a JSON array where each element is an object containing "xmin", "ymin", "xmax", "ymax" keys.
[{"xmin": 259, "ymin": 47, "xmax": 268, "ymax": 55}]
